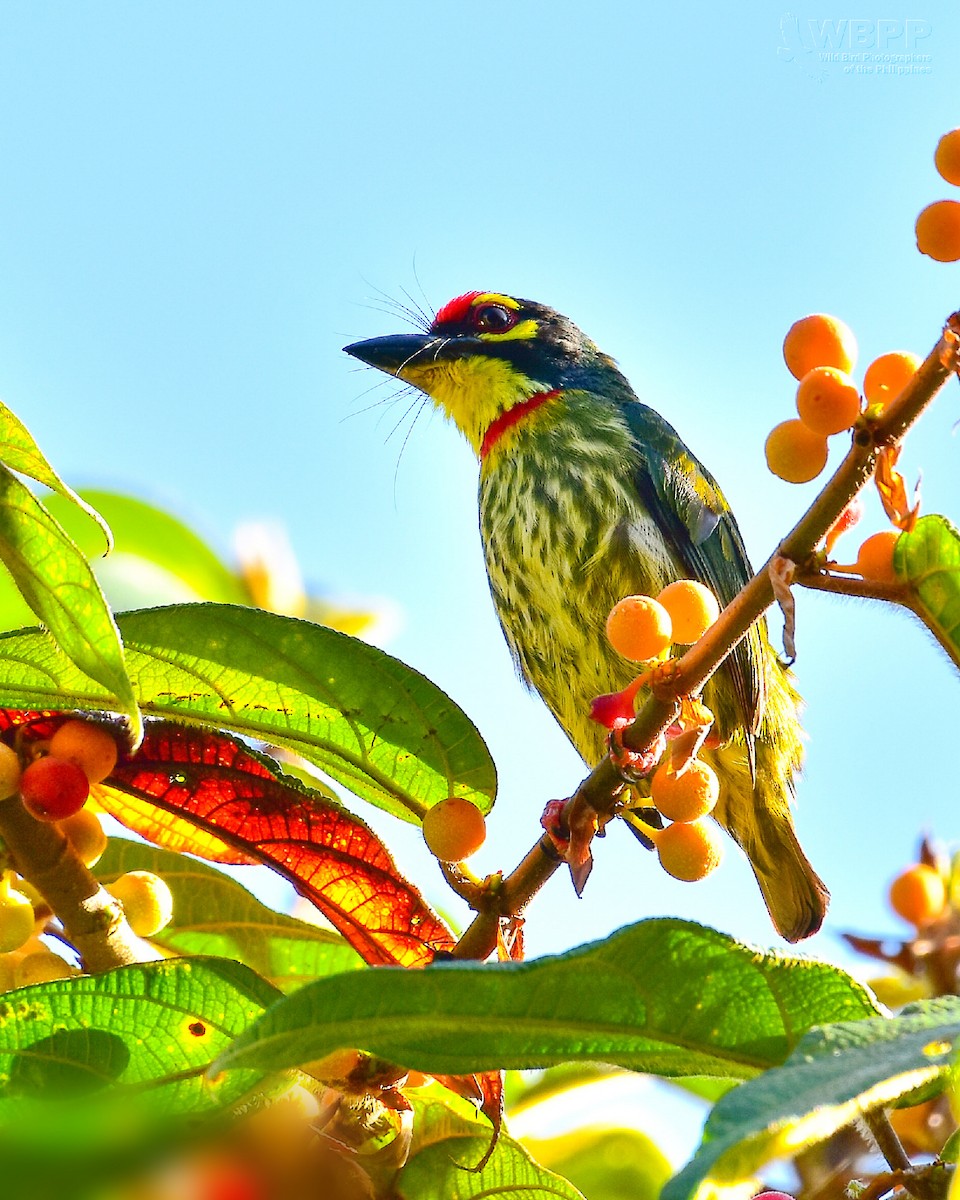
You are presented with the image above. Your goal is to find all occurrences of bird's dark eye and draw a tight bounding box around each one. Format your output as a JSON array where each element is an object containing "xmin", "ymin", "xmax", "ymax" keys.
[{"xmin": 473, "ymin": 304, "xmax": 517, "ymax": 332}]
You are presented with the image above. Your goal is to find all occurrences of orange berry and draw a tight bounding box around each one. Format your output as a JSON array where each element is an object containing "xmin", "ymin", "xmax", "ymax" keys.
[
  {"xmin": 15, "ymin": 950, "xmax": 77, "ymax": 987},
  {"xmin": 605, "ymin": 595, "xmax": 673, "ymax": 661},
  {"xmin": 934, "ymin": 129, "xmax": 960, "ymax": 186},
  {"xmin": 58, "ymin": 808, "xmax": 108, "ymax": 868},
  {"xmin": 889, "ymin": 863, "xmax": 946, "ymax": 926},
  {"xmin": 916, "ymin": 200, "xmax": 960, "ymax": 262},
  {"xmin": 856, "ymin": 530, "xmax": 900, "ymax": 584},
  {"xmin": 795, "ymin": 367, "xmax": 862, "ymax": 436},
  {"xmin": 764, "ymin": 419, "xmax": 829, "ymax": 484},
  {"xmin": 651, "ymin": 758, "xmax": 719, "ymax": 822},
  {"xmin": 654, "ymin": 819, "xmax": 723, "ymax": 882},
  {"xmin": 862, "ymin": 351, "xmax": 922, "ymax": 410},
  {"xmin": 656, "ymin": 580, "xmax": 720, "ymax": 644},
  {"xmin": 49, "ymin": 718, "xmax": 118, "ymax": 784},
  {"xmin": 783, "ymin": 314, "xmax": 857, "ymax": 380},
  {"xmin": 422, "ymin": 798, "xmax": 487, "ymax": 863}
]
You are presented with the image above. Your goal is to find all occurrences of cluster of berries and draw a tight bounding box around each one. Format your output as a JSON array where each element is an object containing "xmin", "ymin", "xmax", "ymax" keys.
[
  {"xmin": 604, "ymin": 580, "xmax": 725, "ymax": 885},
  {"xmin": 0, "ymin": 718, "xmax": 174, "ymax": 980},
  {"xmin": 766, "ymin": 313, "xmax": 920, "ymax": 485},
  {"xmin": 916, "ymin": 128, "xmax": 960, "ymax": 261}
]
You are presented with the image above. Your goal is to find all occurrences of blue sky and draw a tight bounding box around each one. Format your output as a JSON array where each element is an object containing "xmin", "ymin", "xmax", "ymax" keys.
[{"xmin": 0, "ymin": 3, "xmax": 957, "ymax": 990}]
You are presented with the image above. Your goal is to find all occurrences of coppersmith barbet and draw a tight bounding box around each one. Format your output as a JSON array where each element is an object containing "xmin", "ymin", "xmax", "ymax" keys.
[{"xmin": 345, "ymin": 291, "xmax": 828, "ymax": 941}]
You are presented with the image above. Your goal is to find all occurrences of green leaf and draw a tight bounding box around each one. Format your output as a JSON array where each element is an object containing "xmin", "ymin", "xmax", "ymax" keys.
[
  {"xmin": 0, "ymin": 603, "xmax": 496, "ymax": 819},
  {"xmin": 0, "ymin": 467, "xmax": 140, "ymax": 739},
  {"xmin": 396, "ymin": 1093, "xmax": 586, "ymax": 1200},
  {"xmin": 0, "ymin": 399, "xmax": 112, "ymax": 551},
  {"xmin": 210, "ymin": 920, "xmax": 880, "ymax": 1081},
  {"xmin": 0, "ymin": 957, "xmax": 281, "ymax": 1196},
  {"xmin": 44, "ymin": 489, "xmax": 249, "ymax": 606},
  {"xmin": 662, "ymin": 996, "xmax": 960, "ymax": 1200},
  {"xmin": 524, "ymin": 1126, "xmax": 672, "ymax": 1200},
  {"xmin": 95, "ymin": 839, "xmax": 364, "ymax": 990},
  {"xmin": 895, "ymin": 513, "xmax": 960, "ymax": 668}
]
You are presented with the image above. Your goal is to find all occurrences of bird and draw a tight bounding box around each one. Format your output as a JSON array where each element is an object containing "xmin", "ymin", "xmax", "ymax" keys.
[{"xmin": 344, "ymin": 291, "xmax": 828, "ymax": 942}]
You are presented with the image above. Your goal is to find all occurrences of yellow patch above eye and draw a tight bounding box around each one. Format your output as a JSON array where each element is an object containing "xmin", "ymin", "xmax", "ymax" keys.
[
  {"xmin": 471, "ymin": 292, "xmax": 521, "ymax": 311},
  {"xmin": 478, "ymin": 318, "xmax": 538, "ymax": 343}
]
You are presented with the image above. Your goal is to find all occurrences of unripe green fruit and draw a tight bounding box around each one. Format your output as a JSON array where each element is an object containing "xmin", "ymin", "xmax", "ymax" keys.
[
  {"xmin": 0, "ymin": 887, "xmax": 35, "ymax": 954},
  {"xmin": 0, "ymin": 743, "xmax": 22, "ymax": 800}
]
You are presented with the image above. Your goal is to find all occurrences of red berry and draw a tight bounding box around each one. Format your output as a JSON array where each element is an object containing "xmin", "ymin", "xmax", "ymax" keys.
[{"xmin": 20, "ymin": 757, "xmax": 90, "ymax": 821}]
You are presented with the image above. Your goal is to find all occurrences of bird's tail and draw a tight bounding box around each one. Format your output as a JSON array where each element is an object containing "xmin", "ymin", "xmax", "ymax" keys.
[{"xmin": 711, "ymin": 661, "xmax": 829, "ymax": 942}]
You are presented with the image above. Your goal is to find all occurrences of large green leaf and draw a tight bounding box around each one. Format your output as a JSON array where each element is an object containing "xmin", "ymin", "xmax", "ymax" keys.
[
  {"xmin": 0, "ymin": 467, "xmax": 139, "ymax": 738},
  {"xmin": 662, "ymin": 996, "xmax": 960, "ymax": 1199},
  {"xmin": 895, "ymin": 513, "xmax": 960, "ymax": 669},
  {"xmin": 95, "ymin": 839, "xmax": 364, "ymax": 990},
  {"xmin": 523, "ymin": 1126, "xmax": 672, "ymax": 1200},
  {"xmin": 0, "ymin": 957, "xmax": 281, "ymax": 1195},
  {"xmin": 0, "ymin": 603, "xmax": 496, "ymax": 819},
  {"xmin": 396, "ymin": 1093, "xmax": 586, "ymax": 1200},
  {"xmin": 210, "ymin": 920, "xmax": 880, "ymax": 1081}
]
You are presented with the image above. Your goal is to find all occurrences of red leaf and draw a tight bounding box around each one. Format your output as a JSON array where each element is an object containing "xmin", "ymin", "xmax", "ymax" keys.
[
  {"xmin": 104, "ymin": 721, "xmax": 455, "ymax": 967},
  {"xmin": 0, "ymin": 711, "xmax": 455, "ymax": 968}
]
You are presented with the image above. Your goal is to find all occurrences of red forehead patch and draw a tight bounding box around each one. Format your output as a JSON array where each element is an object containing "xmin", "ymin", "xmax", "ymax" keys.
[{"xmin": 433, "ymin": 291, "xmax": 482, "ymax": 328}]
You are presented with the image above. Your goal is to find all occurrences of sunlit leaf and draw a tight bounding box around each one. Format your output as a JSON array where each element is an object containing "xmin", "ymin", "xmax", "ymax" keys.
[
  {"xmin": 524, "ymin": 1126, "xmax": 671, "ymax": 1200},
  {"xmin": 0, "ymin": 399, "xmax": 111, "ymax": 551},
  {"xmin": 0, "ymin": 603, "xmax": 495, "ymax": 820},
  {"xmin": 396, "ymin": 1093, "xmax": 586, "ymax": 1200},
  {"xmin": 0, "ymin": 957, "xmax": 280, "ymax": 1193},
  {"xmin": 95, "ymin": 839, "xmax": 364, "ymax": 990},
  {"xmin": 0, "ymin": 469, "xmax": 139, "ymax": 739},
  {"xmin": 101, "ymin": 720, "xmax": 455, "ymax": 967},
  {"xmin": 210, "ymin": 920, "xmax": 880, "ymax": 1080},
  {"xmin": 662, "ymin": 996, "xmax": 960, "ymax": 1199},
  {"xmin": 896, "ymin": 513, "xmax": 960, "ymax": 669}
]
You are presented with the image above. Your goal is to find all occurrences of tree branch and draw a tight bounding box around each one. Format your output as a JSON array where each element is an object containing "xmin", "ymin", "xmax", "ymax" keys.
[
  {"xmin": 452, "ymin": 313, "xmax": 958, "ymax": 961},
  {"xmin": 0, "ymin": 797, "xmax": 161, "ymax": 972}
]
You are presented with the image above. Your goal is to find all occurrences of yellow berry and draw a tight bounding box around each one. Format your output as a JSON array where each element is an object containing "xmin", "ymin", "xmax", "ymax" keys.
[
  {"xmin": 422, "ymin": 798, "xmax": 487, "ymax": 863},
  {"xmin": 862, "ymin": 352, "xmax": 922, "ymax": 410},
  {"xmin": 58, "ymin": 808, "xmax": 108, "ymax": 868},
  {"xmin": 15, "ymin": 950, "xmax": 76, "ymax": 987},
  {"xmin": 654, "ymin": 819, "xmax": 724, "ymax": 882},
  {"xmin": 783, "ymin": 314, "xmax": 857, "ymax": 380},
  {"xmin": 889, "ymin": 863, "xmax": 946, "ymax": 926},
  {"xmin": 656, "ymin": 580, "xmax": 720, "ymax": 644},
  {"xmin": 49, "ymin": 718, "xmax": 118, "ymax": 784},
  {"xmin": 0, "ymin": 743, "xmax": 21, "ymax": 800},
  {"xmin": 935, "ymin": 129, "xmax": 960, "ymax": 186},
  {"xmin": 605, "ymin": 595, "xmax": 673, "ymax": 661},
  {"xmin": 916, "ymin": 200, "xmax": 960, "ymax": 262},
  {"xmin": 764, "ymin": 419, "xmax": 829, "ymax": 484},
  {"xmin": 651, "ymin": 758, "xmax": 720, "ymax": 823},
  {"xmin": 107, "ymin": 870, "xmax": 174, "ymax": 937},
  {"xmin": 856, "ymin": 530, "xmax": 900, "ymax": 584},
  {"xmin": 795, "ymin": 367, "xmax": 862, "ymax": 436},
  {"xmin": 0, "ymin": 887, "xmax": 35, "ymax": 954}
]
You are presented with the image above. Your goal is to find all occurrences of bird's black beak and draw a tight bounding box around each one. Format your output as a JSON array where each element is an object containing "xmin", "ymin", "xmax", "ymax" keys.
[{"xmin": 343, "ymin": 333, "xmax": 437, "ymax": 375}]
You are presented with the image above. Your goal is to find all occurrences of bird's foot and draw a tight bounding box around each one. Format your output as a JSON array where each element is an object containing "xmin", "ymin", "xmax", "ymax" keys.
[{"xmin": 607, "ymin": 727, "xmax": 666, "ymax": 784}]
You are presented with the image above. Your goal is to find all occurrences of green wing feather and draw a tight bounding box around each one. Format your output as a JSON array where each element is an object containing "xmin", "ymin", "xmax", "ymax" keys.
[{"xmin": 622, "ymin": 401, "xmax": 766, "ymax": 746}]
